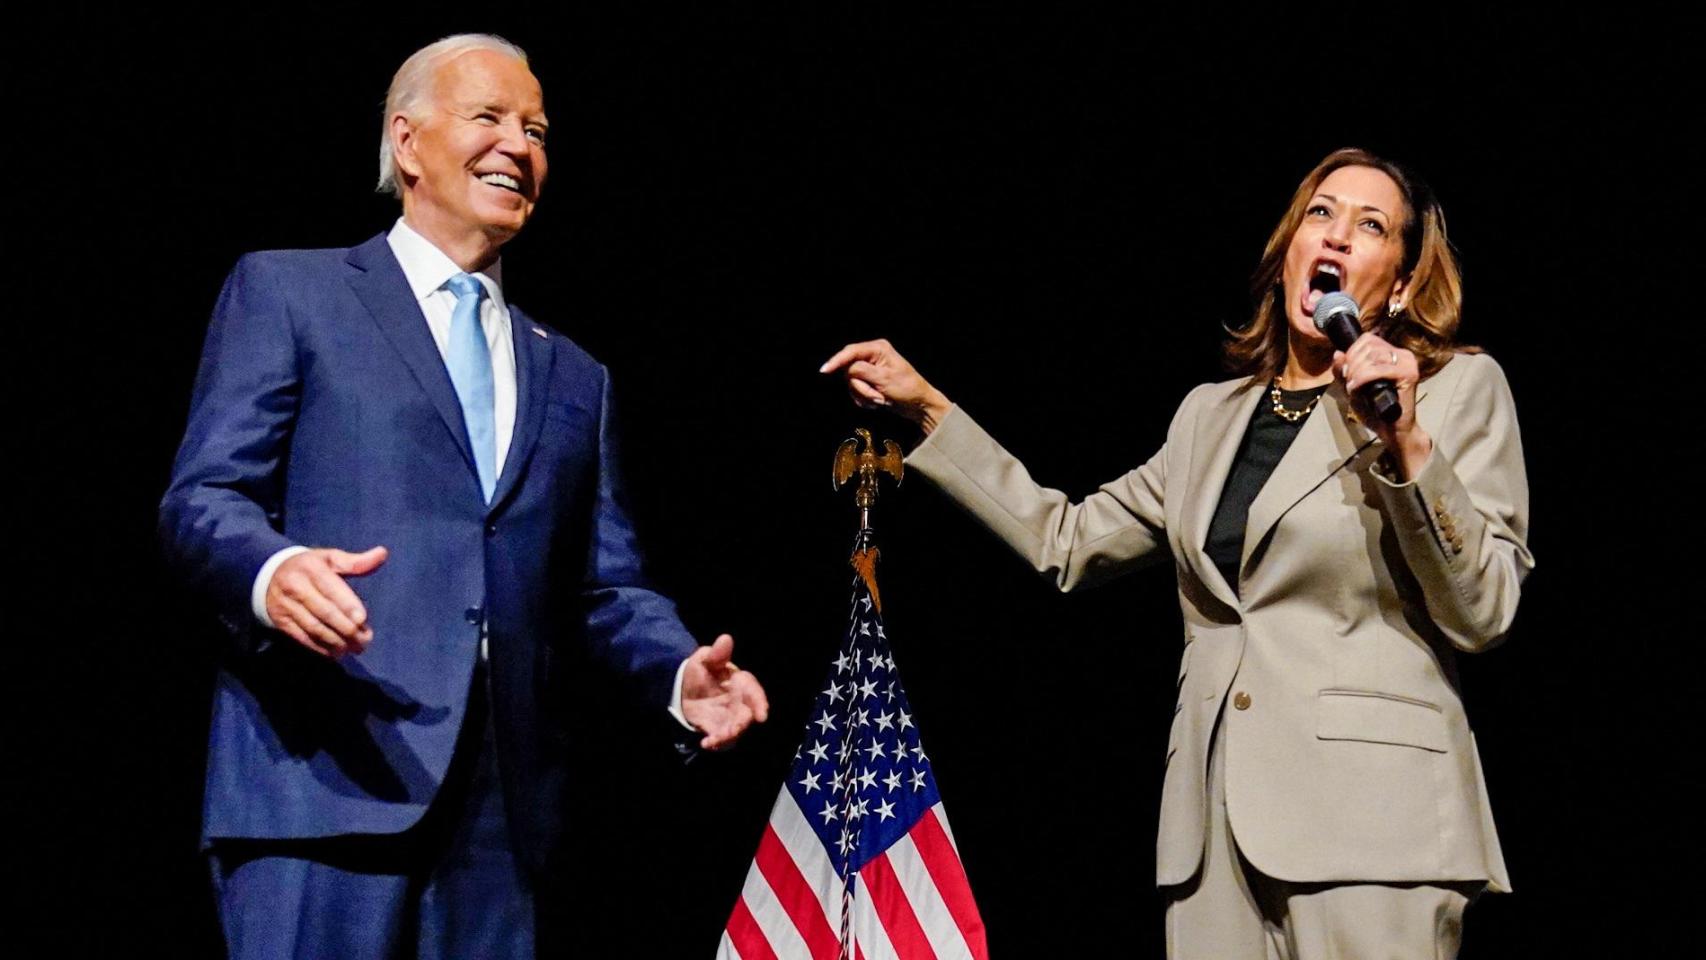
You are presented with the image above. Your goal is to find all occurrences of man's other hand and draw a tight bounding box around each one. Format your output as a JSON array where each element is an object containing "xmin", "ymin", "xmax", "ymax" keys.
[
  {"xmin": 681, "ymin": 634, "xmax": 770, "ymax": 750},
  {"xmin": 265, "ymin": 546, "xmax": 389, "ymax": 658}
]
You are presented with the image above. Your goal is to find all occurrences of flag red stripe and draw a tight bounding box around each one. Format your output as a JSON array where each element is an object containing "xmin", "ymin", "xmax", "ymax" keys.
[
  {"xmin": 909, "ymin": 808, "xmax": 989, "ymax": 959},
  {"xmin": 860, "ymin": 852, "xmax": 939, "ymax": 960},
  {"xmin": 755, "ymin": 823, "xmax": 841, "ymax": 960},
  {"xmin": 725, "ymin": 896, "xmax": 779, "ymax": 960}
]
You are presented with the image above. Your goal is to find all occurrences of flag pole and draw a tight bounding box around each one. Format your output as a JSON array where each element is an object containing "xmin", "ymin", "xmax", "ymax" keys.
[
  {"xmin": 716, "ymin": 429, "xmax": 987, "ymax": 960},
  {"xmin": 830, "ymin": 428, "xmax": 903, "ymax": 955}
]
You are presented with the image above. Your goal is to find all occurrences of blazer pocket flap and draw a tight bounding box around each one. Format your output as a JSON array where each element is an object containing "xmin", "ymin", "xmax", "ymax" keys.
[{"xmin": 1315, "ymin": 690, "xmax": 1448, "ymax": 753}]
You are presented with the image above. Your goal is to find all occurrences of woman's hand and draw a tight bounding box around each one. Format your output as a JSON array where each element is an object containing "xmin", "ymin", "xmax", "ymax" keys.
[
  {"xmin": 819, "ymin": 339, "xmax": 953, "ymax": 435},
  {"xmin": 1335, "ymin": 332, "xmax": 1432, "ymax": 481}
]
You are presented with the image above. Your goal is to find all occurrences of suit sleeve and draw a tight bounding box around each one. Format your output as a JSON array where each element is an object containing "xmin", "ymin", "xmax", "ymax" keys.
[
  {"xmin": 1372, "ymin": 353, "xmax": 1533, "ymax": 653},
  {"xmin": 905, "ymin": 396, "xmax": 1194, "ymax": 592},
  {"xmin": 158, "ymin": 254, "xmax": 301, "ymax": 652},
  {"xmin": 578, "ymin": 367, "xmax": 699, "ymax": 711}
]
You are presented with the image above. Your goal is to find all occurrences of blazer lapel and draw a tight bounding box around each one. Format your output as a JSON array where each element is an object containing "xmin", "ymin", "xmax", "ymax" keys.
[
  {"xmin": 1239, "ymin": 388, "xmax": 1354, "ymax": 575},
  {"xmin": 487, "ymin": 308, "xmax": 554, "ymax": 517},
  {"xmin": 344, "ymin": 236, "xmax": 480, "ymax": 485},
  {"xmin": 1238, "ymin": 380, "xmax": 1431, "ymax": 573},
  {"xmin": 1182, "ymin": 380, "xmax": 1264, "ymax": 610}
]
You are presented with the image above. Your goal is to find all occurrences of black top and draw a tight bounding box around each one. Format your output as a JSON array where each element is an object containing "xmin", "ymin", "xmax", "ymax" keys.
[{"xmin": 1203, "ymin": 383, "xmax": 1330, "ymax": 596}]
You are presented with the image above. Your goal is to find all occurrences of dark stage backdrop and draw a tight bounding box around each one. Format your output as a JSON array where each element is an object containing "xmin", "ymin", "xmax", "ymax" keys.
[{"xmin": 21, "ymin": 9, "xmax": 1685, "ymax": 957}]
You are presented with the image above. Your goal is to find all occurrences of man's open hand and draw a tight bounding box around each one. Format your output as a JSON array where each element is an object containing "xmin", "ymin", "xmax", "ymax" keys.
[
  {"xmin": 681, "ymin": 634, "xmax": 770, "ymax": 750},
  {"xmin": 265, "ymin": 546, "xmax": 389, "ymax": 658}
]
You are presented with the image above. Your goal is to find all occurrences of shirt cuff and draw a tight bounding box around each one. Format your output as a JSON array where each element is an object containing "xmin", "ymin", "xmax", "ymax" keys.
[
  {"xmin": 1369, "ymin": 442, "xmax": 1435, "ymax": 489},
  {"xmin": 251, "ymin": 545, "xmax": 309, "ymax": 627},
  {"xmin": 667, "ymin": 656, "xmax": 696, "ymax": 732}
]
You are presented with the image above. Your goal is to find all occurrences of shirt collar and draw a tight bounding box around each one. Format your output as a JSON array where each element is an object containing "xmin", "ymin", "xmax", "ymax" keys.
[{"xmin": 386, "ymin": 218, "xmax": 507, "ymax": 313}]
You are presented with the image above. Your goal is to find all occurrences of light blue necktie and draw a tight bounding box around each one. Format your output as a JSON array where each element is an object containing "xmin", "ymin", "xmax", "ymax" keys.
[{"xmin": 444, "ymin": 273, "xmax": 496, "ymax": 503}]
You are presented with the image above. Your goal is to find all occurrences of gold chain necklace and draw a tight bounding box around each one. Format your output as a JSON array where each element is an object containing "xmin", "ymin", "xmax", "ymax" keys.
[{"xmin": 1268, "ymin": 379, "xmax": 1321, "ymax": 422}]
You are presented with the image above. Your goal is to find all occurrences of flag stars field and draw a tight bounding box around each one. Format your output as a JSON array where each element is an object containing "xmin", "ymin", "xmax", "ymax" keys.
[{"xmin": 719, "ymin": 574, "xmax": 988, "ymax": 959}]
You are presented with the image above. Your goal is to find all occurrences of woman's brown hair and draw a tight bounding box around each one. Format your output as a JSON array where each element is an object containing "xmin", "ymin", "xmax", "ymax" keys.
[{"xmin": 1224, "ymin": 148, "xmax": 1476, "ymax": 380}]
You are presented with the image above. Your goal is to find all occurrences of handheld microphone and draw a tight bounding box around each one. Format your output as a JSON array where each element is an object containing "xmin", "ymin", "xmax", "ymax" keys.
[{"xmin": 1313, "ymin": 291, "xmax": 1401, "ymax": 424}]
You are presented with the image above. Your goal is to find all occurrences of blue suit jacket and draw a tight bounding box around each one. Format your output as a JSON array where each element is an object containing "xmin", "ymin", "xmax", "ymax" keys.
[{"xmin": 159, "ymin": 234, "xmax": 698, "ymax": 872}]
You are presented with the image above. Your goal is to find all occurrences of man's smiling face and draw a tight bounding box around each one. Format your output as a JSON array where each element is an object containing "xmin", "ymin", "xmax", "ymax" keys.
[{"xmin": 394, "ymin": 49, "xmax": 548, "ymax": 252}]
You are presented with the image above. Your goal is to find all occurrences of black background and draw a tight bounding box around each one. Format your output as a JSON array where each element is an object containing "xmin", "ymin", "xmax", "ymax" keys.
[{"xmin": 18, "ymin": 8, "xmax": 1688, "ymax": 957}]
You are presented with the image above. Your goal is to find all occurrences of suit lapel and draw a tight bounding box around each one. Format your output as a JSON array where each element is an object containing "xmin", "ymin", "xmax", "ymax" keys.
[
  {"xmin": 1182, "ymin": 380, "xmax": 1264, "ymax": 609},
  {"xmin": 1239, "ymin": 386, "xmax": 1359, "ymax": 574},
  {"xmin": 488, "ymin": 307, "xmax": 554, "ymax": 516},
  {"xmin": 344, "ymin": 236, "xmax": 480, "ymax": 486},
  {"xmin": 1238, "ymin": 380, "xmax": 1432, "ymax": 573}
]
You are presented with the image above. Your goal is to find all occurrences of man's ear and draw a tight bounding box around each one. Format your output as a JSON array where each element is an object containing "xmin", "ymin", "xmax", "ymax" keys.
[{"xmin": 390, "ymin": 114, "xmax": 421, "ymax": 183}]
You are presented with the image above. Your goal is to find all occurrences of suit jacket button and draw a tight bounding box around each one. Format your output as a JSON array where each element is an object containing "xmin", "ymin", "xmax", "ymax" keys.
[
  {"xmin": 485, "ymin": 523, "xmax": 497, "ymax": 536},
  {"xmin": 1450, "ymin": 536, "xmax": 1465, "ymax": 554},
  {"xmin": 1434, "ymin": 499, "xmax": 1449, "ymax": 517},
  {"xmin": 1233, "ymin": 691, "xmax": 1251, "ymax": 711},
  {"xmin": 464, "ymin": 606, "xmax": 482, "ymax": 624}
]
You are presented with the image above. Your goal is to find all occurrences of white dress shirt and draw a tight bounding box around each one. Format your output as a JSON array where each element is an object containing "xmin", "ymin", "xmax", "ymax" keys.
[{"xmin": 248, "ymin": 219, "xmax": 694, "ymax": 728}]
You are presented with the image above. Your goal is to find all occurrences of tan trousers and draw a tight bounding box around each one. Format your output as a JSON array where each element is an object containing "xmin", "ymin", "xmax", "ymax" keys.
[{"xmin": 1163, "ymin": 716, "xmax": 1481, "ymax": 959}]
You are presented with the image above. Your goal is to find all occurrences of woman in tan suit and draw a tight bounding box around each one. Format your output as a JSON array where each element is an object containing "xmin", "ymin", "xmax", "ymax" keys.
[{"xmin": 821, "ymin": 148, "xmax": 1531, "ymax": 959}]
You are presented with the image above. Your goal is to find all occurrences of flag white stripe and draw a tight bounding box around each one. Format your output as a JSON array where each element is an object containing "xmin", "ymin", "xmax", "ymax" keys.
[
  {"xmin": 887, "ymin": 832, "xmax": 976, "ymax": 960},
  {"xmin": 738, "ymin": 858, "xmax": 812, "ymax": 960},
  {"xmin": 849, "ymin": 872, "xmax": 901, "ymax": 960},
  {"xmin": 771, "ymin": 790, "xmax": 845, "ymax": 926},
  {"xmin": 714, "ymin": 930, "xmax": 739, "ymax": 960}
]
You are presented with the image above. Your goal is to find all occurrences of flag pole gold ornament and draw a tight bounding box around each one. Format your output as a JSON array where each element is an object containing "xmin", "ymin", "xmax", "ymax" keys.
[
  {"xmin": 832, "ymin": 428, "xmax": 903, "ymax": 611},
  {"xmin": 832, "ymin": 428, "xmax": 903, "ymax": 530}
]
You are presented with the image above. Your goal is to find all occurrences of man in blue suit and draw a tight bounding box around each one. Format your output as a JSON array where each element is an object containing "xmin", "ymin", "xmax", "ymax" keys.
[{"xmin": 159, "ymin": 34, "xmax": 769, "ymax": 958}]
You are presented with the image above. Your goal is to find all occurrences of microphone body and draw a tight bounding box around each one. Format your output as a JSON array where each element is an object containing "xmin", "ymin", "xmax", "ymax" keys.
[{"xmin": 1313, "ymin": 291, "xmax": 1402, "ymax": 424}]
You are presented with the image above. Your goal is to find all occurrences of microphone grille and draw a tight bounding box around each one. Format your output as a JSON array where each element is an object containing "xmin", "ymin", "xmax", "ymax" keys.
[{"xmin": 1312, "ymin": 291, "xmax": 1361, "ymax": 332}]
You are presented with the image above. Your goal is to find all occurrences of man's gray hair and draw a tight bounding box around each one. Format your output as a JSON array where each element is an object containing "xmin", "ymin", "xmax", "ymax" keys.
[{"xmin": 377, "ymin": 33, "xmax": 530, "ymax": 198}]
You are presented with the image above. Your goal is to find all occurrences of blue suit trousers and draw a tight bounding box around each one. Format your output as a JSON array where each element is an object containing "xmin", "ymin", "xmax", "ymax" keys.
[{"xmin": 208, "ymin": 663, "xmax": 534, "ymax": 960}]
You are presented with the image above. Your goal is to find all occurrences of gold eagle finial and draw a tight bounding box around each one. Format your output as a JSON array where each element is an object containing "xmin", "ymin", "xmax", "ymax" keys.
[
  {"xmin": 834, "ymin": 429, "xmax": 904, "ymax": 610},
  {"xmin": 832, "ymin": 428, "xmax": 903, "ymax": 510}
]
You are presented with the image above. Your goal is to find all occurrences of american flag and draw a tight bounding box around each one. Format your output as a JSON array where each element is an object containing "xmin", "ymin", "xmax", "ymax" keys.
[{"xmin": 718, "ymin": 566, "xmax": 988, "ymax": 959}]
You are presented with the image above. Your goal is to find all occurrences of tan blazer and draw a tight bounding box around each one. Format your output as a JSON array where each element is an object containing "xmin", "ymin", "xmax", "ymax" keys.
[{"xmin": 906, "ymin": 352, "xmax": 1531, "ymax": 891}]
